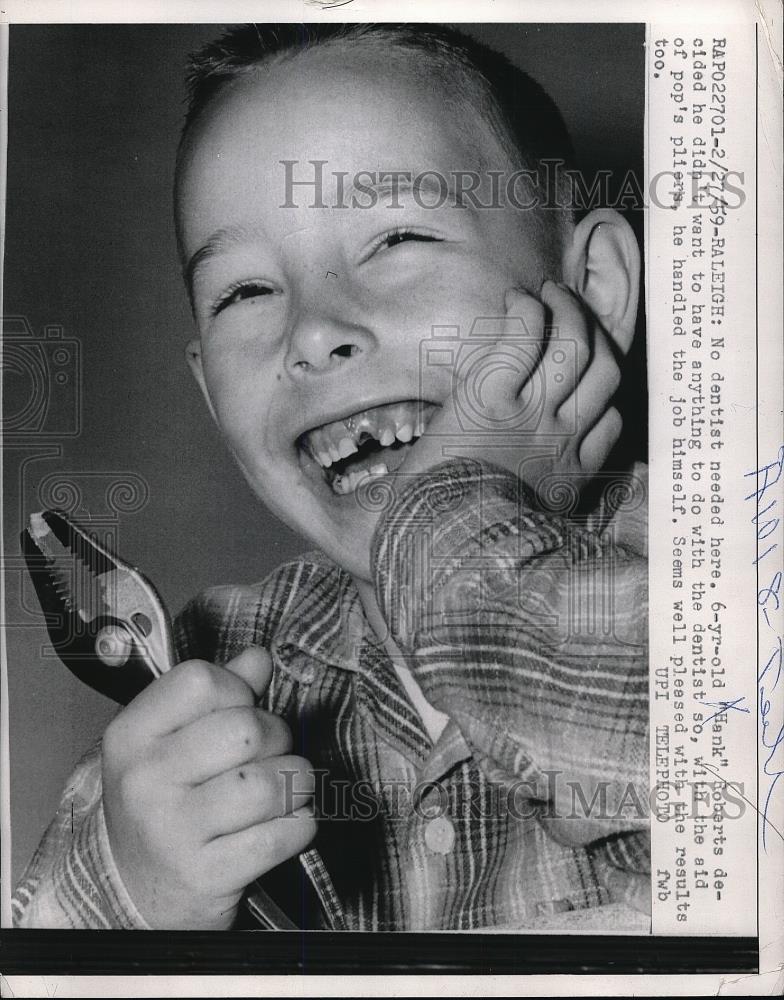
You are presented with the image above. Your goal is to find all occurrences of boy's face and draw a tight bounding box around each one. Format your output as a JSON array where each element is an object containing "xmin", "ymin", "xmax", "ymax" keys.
[{"xmin": 178, "ymin": 48, "xmax": 552, "ymax": 581}]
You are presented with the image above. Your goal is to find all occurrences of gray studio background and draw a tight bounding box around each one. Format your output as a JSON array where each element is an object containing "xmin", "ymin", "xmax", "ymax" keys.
[{"xmin": 4, "ymin": 23, "xmax": 645, "ymax": 887}]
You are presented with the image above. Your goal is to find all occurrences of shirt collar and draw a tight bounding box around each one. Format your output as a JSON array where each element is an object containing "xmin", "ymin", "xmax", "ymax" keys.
[{"xmin": 269, "ymin": 551, "xmax": 374, "ymax": 674}]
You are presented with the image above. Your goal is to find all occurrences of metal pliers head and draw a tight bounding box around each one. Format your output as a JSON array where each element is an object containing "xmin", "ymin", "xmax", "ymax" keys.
[{"xmin": 21, "ymin": 510, "xmax": 174, "ymax": 705}]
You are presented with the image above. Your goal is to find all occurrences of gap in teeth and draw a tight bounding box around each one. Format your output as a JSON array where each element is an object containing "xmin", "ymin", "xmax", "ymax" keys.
[
  {"xmin": 323, "ymin": 433, "xmax": 419, "ymax": 494},
  {"xmin": 327, "ymin": 436, "xmax": 389, "ymax": 480},
  {"xmin": 304, "ymin": 401, "xmax": 437, "ymax": 470}
]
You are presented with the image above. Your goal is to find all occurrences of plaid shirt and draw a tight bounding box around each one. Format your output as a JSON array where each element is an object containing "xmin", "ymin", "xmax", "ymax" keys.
[{"xmin": 13, "ymin": 459, "xmax": 650, "ymax": 931}]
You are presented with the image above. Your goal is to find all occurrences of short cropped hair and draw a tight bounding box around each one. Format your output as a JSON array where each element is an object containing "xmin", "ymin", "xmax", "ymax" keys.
[{"xmin": 176, "ymin": 23, "xmax": 575, "ymax": 273}]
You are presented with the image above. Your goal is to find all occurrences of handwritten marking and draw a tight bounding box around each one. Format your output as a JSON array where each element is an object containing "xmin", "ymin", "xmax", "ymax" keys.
[
  {"xmin": 699, "ymin": 759, "xmax": 784, "ymax": 848},
  {"xmin": 744, "ymin": 445, "xmax": 784, "ymax": 505},
  {"xmin": 758, "ymin": 571, "xmax": 782, "ymax": 611},
  {"xmin": 745, "ymin": 447, "xmax": 784, "ymax": 853},
  {"xmin": 701, "ymin": 696, "xmax": 750, "ymax": 728},
  {"xmin": 759, "ymin": 637, "xmax": 784, "ymax": 851}
]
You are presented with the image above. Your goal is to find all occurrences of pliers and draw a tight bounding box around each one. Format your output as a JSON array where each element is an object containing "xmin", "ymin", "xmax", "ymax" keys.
[{"xmin": 22, "ymin": 509, "xmax": 346, "ymax": 931}]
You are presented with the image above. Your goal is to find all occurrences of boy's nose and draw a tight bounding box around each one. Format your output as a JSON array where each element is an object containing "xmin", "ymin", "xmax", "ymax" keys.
[{"xmin": 285, "ymin": 310, "xmax": 376, "ymax": 375}]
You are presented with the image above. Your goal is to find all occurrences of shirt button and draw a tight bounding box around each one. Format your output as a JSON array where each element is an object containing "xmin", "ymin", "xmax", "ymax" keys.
[{"xmin": 424, "ymin": 815, "xmax": 455, "ymax": 855}]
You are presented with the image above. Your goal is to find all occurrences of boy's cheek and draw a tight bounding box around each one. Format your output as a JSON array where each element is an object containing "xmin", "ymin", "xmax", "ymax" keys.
[{"xmin": 201, "ymin": 365, "xmax": 275, "ymax": 448}]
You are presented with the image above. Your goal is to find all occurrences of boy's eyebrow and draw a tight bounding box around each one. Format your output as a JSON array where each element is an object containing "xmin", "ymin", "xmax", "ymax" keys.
[{"xmin": 184, "ymin": 224, "xmax": 258, "ymax": 298}]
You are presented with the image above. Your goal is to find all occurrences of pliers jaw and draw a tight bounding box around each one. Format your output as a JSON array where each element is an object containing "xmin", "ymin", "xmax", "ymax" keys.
[{"xmin": 21, "ymin": 510, "xmax": 172, "ymax": 705}]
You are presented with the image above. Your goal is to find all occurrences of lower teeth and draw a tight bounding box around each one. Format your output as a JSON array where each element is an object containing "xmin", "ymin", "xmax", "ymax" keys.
[{"xmin": 332, "ymin": 462, "xmax": 388, "ymax": 495}]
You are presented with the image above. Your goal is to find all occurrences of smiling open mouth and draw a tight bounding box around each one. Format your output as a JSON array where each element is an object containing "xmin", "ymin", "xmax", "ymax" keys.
[{"xmin": 299, "ymin": 400, "xmax": 438, "ymax": 495}]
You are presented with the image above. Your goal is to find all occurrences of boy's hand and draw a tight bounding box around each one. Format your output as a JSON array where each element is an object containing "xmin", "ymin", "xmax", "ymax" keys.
[
  {"xmin": 397, "ymin": 280, "xmax": 622, "ymax": 500},
  {"xmin": 102, "ymin": 647, "xmax": 316, "ymax": 929}
]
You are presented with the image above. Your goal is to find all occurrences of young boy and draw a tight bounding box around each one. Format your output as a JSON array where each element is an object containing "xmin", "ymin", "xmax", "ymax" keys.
[{"xmin": 13, "ymin": 23, "xmax": 649, "ymax": 931}]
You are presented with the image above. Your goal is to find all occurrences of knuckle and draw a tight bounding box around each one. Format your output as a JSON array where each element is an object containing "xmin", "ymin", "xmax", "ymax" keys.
[
  {"xmin": 245, "ymin": 764, "xmax": 283, "ymax": 811},
  {"xmin": 276, "ymin": 755, "xmax": 316, "ymax": 796},
  {"xmin": 229, "ymin": 707, "xmax": 264, "ymax": 755},
  {"xmin": 102, "ymin": 716, "xmax": 126, "ymax": 762},
  {"xmin": 575, "ymin": 337, "xmax": 591, "ymax": 370},
  {"xmin": 179, "ymin": 659, "xmax": 221, "ymax": 704},
  {"xmin": 285, "ymin": 752, "xmax": 315, "ymax": 772},
  {"xmin": 607, "ymin": 360, "xmax": 622, "ymax": 395},
  {"xmin": 117, "ymin": 764, "xmax": 150, "ymax": 807},
  {"xmin": 556, "ymin": 341, "xmax": 580, "ymax": 383},
  {"xmin": 607, "ymin": 406, "xmax": 623, "ymax": 435},
  {"xmin": 255, "ymin": 710, "xmax": 293, "ymax": 755},
  {"xmin": 102, "ymin": 710, "xmax": 141, "ymax": 768},
  {"xmin": 508, "ymin": 296, "xmax": 544, "ymax": 335},
  {"xmin": 527, "ymin": 298, "xmax": 546, "ymax": 329}
]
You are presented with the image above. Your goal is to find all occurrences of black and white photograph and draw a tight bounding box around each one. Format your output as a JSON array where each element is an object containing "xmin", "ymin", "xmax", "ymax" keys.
[{"xmin": 0, "ymin": 1, "xmax": 779, "ymax": 993}]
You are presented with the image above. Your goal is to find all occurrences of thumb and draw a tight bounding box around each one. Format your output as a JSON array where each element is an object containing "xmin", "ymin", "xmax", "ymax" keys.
[{"xmin": 223, "ymin": 646, "xmax": 273, "ymax": 701}]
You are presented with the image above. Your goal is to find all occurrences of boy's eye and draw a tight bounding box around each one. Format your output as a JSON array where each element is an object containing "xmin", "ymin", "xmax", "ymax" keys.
[
  {"xmin": 212, "ymin": 281, "xmax": 273, "ymax": 317},
  {"xmin": 367, "ymin": 227, "xmax": 442, "ymax": 258}
]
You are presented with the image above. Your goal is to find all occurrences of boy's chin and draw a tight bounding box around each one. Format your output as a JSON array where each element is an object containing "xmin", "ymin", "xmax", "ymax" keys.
[
  {"xmin": 272, "ymin": 491, "xmax": 376, "ymax": 583},
  {"xmin": 257, "ymin": 457, "xmax": 391, "ymax": 582},
  {"xmin": 307, "ymin": 520, "xmax": 375, "ymax": 583},
  {"xmin": 321, "ymin": 503, "xmax": 377, "ymax": 582}
]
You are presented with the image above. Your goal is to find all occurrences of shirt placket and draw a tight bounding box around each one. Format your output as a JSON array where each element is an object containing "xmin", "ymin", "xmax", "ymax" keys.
[{"xmin": 354, "ymin": 640, "xmax": 483, "ymax": 927}]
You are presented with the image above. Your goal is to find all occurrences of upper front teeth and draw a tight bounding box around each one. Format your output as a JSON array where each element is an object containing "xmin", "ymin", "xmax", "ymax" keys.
[
  {"xmin": 303, "ymin": 400, "xmax": 437, "ymax": 469},
  {"xmin": 338, "ymin": 437, "xmax": 358, "ymax": 459}
]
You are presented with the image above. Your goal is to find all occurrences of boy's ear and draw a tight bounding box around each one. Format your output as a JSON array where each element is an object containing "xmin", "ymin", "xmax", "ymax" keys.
[
  {"xmin": 186, "ymin": 339, "xmax": 219, "ymax": 424},
  {"xmin": 561, "ymin": 208, "xmax": 640, "ymax": 355}
]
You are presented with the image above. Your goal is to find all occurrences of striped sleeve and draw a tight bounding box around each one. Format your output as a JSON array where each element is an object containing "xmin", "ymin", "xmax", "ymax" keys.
[
  {"xmin": 372, "ymin": 459, "xmax": 649, "ymax": 845},
  {"xmin": 11, "ymin": 740, "xmax": 149, "ymax": 928}
]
